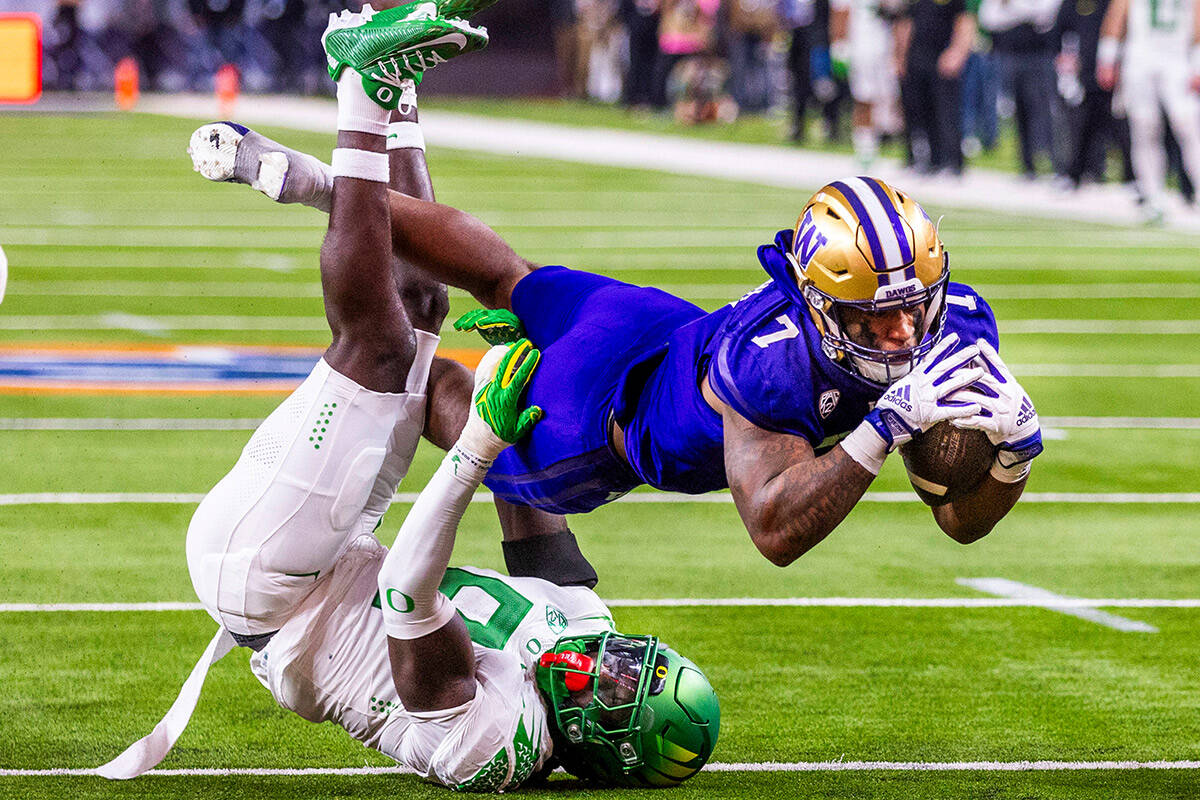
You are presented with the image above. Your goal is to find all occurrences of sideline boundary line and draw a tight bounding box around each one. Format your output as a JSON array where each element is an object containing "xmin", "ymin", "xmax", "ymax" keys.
[
  {"xmin": 3, "ymin": 598, "xmax": 1197, "ymax": 612},
  {"xmin": 3, "ymin": 760, "xmax": 1198, "ymax": 777}
]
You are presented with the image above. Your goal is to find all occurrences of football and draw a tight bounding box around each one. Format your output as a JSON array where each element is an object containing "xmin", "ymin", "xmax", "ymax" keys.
[{"xmin": 899, "ymin": 421, "xmax": 995, "ymax": 506}]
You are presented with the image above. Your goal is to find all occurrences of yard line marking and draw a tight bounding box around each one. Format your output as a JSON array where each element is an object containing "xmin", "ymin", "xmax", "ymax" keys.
[
  {"xmin": 5, "ymin": 315, "xmax": 1200, "ymax": 336},
  {"xmin": 2, "ymin": 760, "xmax": 1198, "ymax": 776},
  {"xmin": 958, "ymin": 578, "xmax": 1159, "ymax": 633},
  {"xmin": 3, "ymin": 416, "xmax": 1198, "ymax": 431},
  {"xmin": 2, "ymin": 492, "xmax": 1199, "ymax": 506},
  {"xmin": 12, "ymin": 280, "xmax": 1200, "ymax": 302},
  {"xmin": 1040, "ymin": 416, "xmax": 1200, "ymax": 429},
  {"xmin": 0, "ymin": 418, "xmax": 267, "ymax": 430},
  {"xmin": 3, "ymin": 598, "xmax": 1198, "ymax": 612},
  {"xmin": 98, "ymin": 313, "xmax": 170, "ymax": 337},
  {"xmin": 1002, "ymin": 320, "xmax": 1200, "ymax": 335}
]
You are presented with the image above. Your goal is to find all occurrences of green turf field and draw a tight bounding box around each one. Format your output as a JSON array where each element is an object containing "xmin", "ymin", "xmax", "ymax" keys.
[{"xmin": 0, "ymin": 112, "xmax": 1198, "ymax": 800}]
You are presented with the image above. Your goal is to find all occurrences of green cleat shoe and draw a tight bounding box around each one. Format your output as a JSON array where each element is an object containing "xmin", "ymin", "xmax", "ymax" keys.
[
  {"xmin": 436, "ymin": 0, "xmax": 501, "ymax": 20},
  {"xmin": 322, "ymin": 4, "xmax": 488, "ymax": 92}
]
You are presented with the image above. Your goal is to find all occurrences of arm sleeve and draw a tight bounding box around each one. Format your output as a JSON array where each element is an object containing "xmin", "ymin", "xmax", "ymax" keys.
[{"xmin": 376, "ymin": 443, "xmax": 492, "ymax": 640}]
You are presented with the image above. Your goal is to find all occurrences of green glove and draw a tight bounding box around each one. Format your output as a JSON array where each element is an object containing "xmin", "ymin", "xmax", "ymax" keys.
[
  {"xmin": 454, "ymin": 308, "xmax": 526, "ymax": 345},
  {"xmin": 460, "ymin": 340, "xmax": 544, "ymax": 459}
]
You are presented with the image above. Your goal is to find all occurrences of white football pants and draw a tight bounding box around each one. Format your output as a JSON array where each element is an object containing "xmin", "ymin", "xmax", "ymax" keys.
[{"xmin": 1123, "ymin": 56, "xmax": 1200, "ymax": 209}]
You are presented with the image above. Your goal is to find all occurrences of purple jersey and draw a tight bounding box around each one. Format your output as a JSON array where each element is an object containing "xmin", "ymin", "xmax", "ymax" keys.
[{"xmin": 615, "ymin": 281, "xmax": 998, "ymax": 494}]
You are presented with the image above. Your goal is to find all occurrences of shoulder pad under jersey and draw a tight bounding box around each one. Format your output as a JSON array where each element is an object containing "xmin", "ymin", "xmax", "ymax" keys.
[
  {"xmin": 705, "ymin": 283, "xmax": 824, "ymax": 445},
  {"xmin": 943, "ymin": 282, "xmax": 999, "ymax": 350}
]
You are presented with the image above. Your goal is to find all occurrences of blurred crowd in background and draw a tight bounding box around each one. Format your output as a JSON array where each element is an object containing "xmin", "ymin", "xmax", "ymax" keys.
[{"xmin": 5, "ymin": 0, "xmax": 1199, "ymax": 214}]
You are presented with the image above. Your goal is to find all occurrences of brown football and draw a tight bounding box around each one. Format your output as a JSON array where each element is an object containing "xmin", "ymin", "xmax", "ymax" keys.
[{"xmin": 898, "ymin": 422, "xmax": 995, "ymax": 506}]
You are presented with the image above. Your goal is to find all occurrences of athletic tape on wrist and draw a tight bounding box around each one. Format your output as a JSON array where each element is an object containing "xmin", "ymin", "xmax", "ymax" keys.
[
  {"xmin": 1096, "ymin": 37, "xmax": 1120, "ymax": 68},
  {"xmin": 387, "ymin": 121, "xmax": 426, "ymax": 151},
  {"xmin": 331, "ymin": 148, "xmax": 390, "ymax": 183},
  {"xmin": 990, "ymin": 458, "xmax": 1031, "ymax": 484},
  {"xmin": 840, "ymin": 421, "xmax": 888, "ymax": 475}
]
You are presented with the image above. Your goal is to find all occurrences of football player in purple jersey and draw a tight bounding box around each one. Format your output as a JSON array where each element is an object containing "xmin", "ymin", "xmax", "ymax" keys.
[{"xmin": 192, "ymin": 121, "xmax": 1043, "ymax": 567}]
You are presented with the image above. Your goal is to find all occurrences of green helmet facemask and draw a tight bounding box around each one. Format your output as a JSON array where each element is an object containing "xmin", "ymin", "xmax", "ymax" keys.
[{"xmin": 535, "ymin": 632, "xmax": 719, "ymax": 787}]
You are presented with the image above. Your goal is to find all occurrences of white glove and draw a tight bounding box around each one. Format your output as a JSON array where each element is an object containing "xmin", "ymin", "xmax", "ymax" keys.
[
  {"xmin": 951, "ymin": 338, "xmax": 1043, "ymax": 482},
  {"xmin": 841, "ymin": 333, "xmax": 983, "ymax": 473}
]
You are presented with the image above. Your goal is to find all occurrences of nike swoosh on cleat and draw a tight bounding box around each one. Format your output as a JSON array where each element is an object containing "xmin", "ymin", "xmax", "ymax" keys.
[{"xmin": 389, "ymin": 31, "xmax": 468, "ymax": 56}]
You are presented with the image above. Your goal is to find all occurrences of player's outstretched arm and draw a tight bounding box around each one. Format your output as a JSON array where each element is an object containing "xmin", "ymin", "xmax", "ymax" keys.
[
  {"xmin": 724, "ymin": 409, "xmax": 876, "ymax": 567},
  {"xmin": 378, "ymin": 342, "xmax": 543, "ymax": 711},
  {"xmin": 723, "ymin": 335, "xmax": 985, "ymax": 566}
]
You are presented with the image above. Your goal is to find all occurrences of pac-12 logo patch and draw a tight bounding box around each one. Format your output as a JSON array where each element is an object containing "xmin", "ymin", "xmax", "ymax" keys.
[
  {"xmin": 818, "ymin": 389, "xmax": 840, "ymax": 419},
  {"xmin": 545, "ymin": 605, "xmax": 567, "ymax": 634}
]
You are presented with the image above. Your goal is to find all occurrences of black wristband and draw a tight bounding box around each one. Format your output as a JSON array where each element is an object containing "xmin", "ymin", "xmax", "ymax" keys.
[{"xmin": 502, "ymin": 531, "xmax": 598, "ymax": 589}]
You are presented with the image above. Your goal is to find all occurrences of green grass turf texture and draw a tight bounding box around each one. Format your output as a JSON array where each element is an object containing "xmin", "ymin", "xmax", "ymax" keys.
[{"xmin": 1, "ymin": 112, "xmax": 1198, "ymax": 799}]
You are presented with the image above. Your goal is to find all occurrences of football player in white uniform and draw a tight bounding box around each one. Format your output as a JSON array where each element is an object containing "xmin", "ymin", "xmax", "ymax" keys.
[
  {"xmin": 99, "ymin": 5, "xmax": 719, "ymax": 790},
  {"xmin": 831, "ymin": 0, "xmax": 901, "ymax": 168},
  {"xmin": 1097, "ymin": 0, "xmax": 1200, "ymax": 220}
]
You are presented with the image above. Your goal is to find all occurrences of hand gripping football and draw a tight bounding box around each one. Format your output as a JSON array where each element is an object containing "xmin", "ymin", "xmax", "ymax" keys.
[{"xmin": 899, "ymin": 421, "xmax": 995, "ymax": 506}]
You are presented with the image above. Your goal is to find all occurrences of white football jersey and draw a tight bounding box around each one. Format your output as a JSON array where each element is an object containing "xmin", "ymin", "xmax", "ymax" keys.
[
  {"xmin": 249, "ymin": 535, "xmax": 615, "ymax": 791},
  {"xmin": 1126, "ymin": 0, "xmax": 1194, "ymax": 57}
]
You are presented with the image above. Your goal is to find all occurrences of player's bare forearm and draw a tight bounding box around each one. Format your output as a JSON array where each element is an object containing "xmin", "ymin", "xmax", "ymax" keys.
[
  {"xmin": 386, "ymin": 191, "xmax": 536, "ymax": 310},
  {"xmin": 724, "ymin": 407, "xmax": 875, "ymax": 566},
  {"xmin": 931, "ymin": 474, "xmax": 1026, "ymax": 543},
  {"xmin": 1099, "ymin": 0, "xmax": 1128, "ymax": 40}
]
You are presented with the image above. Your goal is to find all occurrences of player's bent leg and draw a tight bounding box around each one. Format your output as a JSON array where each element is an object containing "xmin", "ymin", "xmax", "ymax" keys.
[
  {"xmin": 186, "ymin": 358, "xmax": 427, "ymax": 637},
  {"xmin": 188, "ymin": 122, "xmax": 334, "ymax": 212}
]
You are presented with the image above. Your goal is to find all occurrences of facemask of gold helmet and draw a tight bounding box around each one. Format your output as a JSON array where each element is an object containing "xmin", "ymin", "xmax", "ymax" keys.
[{"xmin": 757, "ymin": 177, "xmax": 949, "ymax": 387}]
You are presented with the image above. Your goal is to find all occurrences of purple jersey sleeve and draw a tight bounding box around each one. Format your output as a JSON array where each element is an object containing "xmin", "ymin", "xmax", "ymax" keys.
[{"xmin": 942, "ymin": 282, "xmax": 999, "ymax": 351}]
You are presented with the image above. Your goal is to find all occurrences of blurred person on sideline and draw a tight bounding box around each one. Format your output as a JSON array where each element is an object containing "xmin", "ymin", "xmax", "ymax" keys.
[
  {"xmin": 894, "ymin": 0, "xmax": 975, "ymax": 174},
  {"xmin": 651, "ymin": 0, "xmax": 720, "ymax": 108},
  {"xmin": 780, "ymin": 0, "xmax": 820, "ymax": 138},
  {"xmin": 1097, "ymin": 0, "xmax": 1200, "ymax": 221},
  {"xmin": 960, "ymin": 1, "xmax": 1000, "ymax": 159},
  {"xmin": 1054, "ymin": 0, "xmax": 1136, "ymax": 187},
  {"xmin": 725, "ymin": 0, "xmax": 780, "ymax": 112},
  {"xmin": 830, "ymin": 0, "xmax": 903, "ymax": 167},
  {"xmin": 978, "ymin": 0, "xmax": 1064, "ymax": 179},
  {"xmin": 622, "ymin": 0, "xmax": 662, "ymax": 106}
]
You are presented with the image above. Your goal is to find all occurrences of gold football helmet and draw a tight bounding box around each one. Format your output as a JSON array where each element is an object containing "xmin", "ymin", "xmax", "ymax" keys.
[{"xmin": 777, "ymin": 177, "xmax": 949, "ymax": 386}]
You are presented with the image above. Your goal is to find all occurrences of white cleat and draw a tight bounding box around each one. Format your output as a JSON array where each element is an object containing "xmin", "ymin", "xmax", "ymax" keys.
[
  {"xmin": 187, "ymin": 122, "xmax": 290, "ymax": 202},
  {"xmin": 187, "ymin": 122, "xmax": 246, "ymax": 183}
]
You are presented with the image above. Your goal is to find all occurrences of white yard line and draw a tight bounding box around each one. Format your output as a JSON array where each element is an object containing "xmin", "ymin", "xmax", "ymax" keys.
[
  {"xmin": 4, "ymin": 314, "xmax": 1199, "ymax": 335},
  {"xmin": 11, "ymin": 280, "xmax": 1200, "ymax": 302},
  {"xmin": 3, "ymin": 598, "xmax": 1198, "ymax": 613},
  {"xmin": 3, "ymin": 416, "xmax": 1198, "ymax": 431},
  {"xmin": 2, "ymin": 491, "xmax": 1199, "ymax": 506},
  {"xmin": 2, "ymin": 760, "xmax": 1197, "ymax": 777},
  {"xmin": 958, "ymin": 578, "xmax": 1159, "ymax": 633}
]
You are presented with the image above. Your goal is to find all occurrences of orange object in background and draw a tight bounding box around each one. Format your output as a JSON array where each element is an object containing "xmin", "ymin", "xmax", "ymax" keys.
[
  {"xmin": 114, "ymin": 56, "xmax": 139, "ymax": 110},
  {"xmin": 0, "ymin": 14, "xmax": 42, "ymax": 104},
  {"xmin": 216, "ymin": 64, "xmax": 239, "ymax": 118}
]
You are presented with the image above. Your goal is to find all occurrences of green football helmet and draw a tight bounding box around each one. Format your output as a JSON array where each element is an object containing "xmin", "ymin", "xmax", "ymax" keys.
[{"xmin": 535, "ymin": 632, "xmax": 719, "ymax": 787}]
